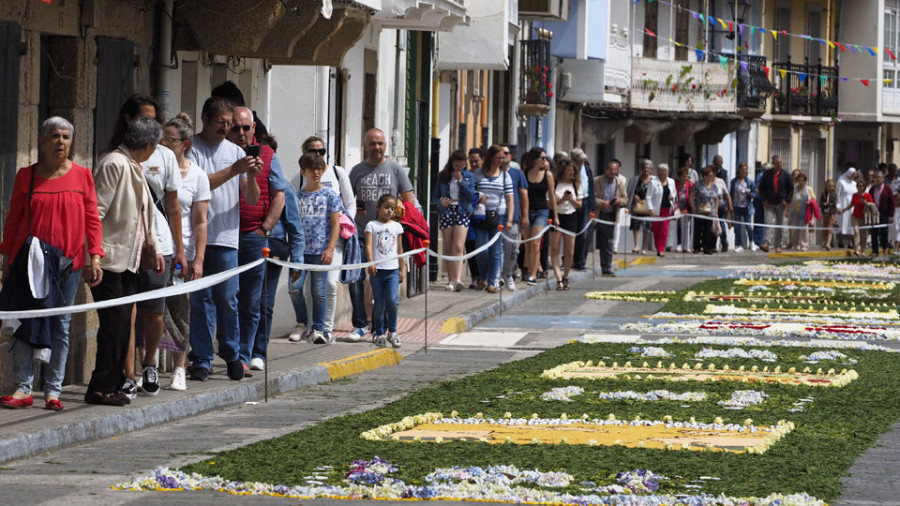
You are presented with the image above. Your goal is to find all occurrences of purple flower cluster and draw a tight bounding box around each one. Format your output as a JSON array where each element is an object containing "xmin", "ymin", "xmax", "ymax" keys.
[{"xmin": 344, "ymin": 456, "xmax": 399, "ymax": 485}]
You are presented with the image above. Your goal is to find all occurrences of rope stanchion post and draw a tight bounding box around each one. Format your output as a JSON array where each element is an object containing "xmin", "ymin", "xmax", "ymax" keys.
[
  {"xmin": 590, "ymin": 213, "xmax": 596, "ymax": 280},
  {"xmin": 545, "ymin": 218, "xmax": 552, "ymax": 295},
  {"xmin": 261, "ymin": 247, "xmax": 271, "ymax": 403},
  {"xmin": 423, "ymin": 239, "xmax": 430, "ymax": 354}
]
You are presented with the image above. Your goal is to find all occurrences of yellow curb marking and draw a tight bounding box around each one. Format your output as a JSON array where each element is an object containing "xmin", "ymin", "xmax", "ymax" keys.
[
  {"xmin": 441, "ymin": 317, "xmax": 466, "ymax": 334},
  {"xmin": 319, "ymin": 349, "xmax": 403, "ymax": 380},
  {"xmin": 767, "ymin": 250, "xmax": 853, "ymax": 259},
  {"xmin": 614, "ymin": 259, "xmax": 627, "ymax": 269},
  {"xmin": 629, "ymin": 256, "xmax": 658, "ymax": 266}
]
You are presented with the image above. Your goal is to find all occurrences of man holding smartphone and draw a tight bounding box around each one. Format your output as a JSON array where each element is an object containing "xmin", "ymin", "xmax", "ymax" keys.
[
  {"xmin": 227, "ymin": 107, "xmax": 286, "ymax": 374},
  {"xmin": 186, "ymin": 97, "xmax": 261, "ymax": 382}
]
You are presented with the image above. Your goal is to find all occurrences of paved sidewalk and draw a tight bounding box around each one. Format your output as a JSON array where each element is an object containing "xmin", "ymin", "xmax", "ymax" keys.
[{"xmin": 0, "ymin": 247, "xmax": 786, "ymax": 463}]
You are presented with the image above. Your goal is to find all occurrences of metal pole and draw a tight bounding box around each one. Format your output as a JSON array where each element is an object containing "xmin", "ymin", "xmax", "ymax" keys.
[
  {"xmin": 498, "ymin": 227, "xmax": 503, "ymax": 318},
  {"xmin": 261, "ymin": 247, "xmax": 271, "ymax": 403},
  {"xmin": 423, "ymin": 240, "xmax": 430, "ymax": 354}
]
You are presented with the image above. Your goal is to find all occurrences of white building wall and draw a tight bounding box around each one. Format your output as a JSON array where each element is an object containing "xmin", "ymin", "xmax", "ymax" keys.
[
  {"xmin": 267, "ymin": 65, "xmax": 319, "ymax": 184},
  {"xmin": 342, "ymin": 41, "xmax": 368, "ymax": 167}
]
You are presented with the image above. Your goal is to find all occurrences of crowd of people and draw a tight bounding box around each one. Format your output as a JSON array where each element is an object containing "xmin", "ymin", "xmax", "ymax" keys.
[
  {"xmin": 0, "ymin": 83, "xmax": 418, "ymax": 409},
  {"xmin": 3, "ymin": 81, "xmax": 899, "ymax": 411}
]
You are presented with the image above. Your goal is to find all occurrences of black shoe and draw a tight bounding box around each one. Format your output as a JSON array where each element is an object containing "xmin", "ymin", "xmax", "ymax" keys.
[
  {"xmin": 189, "ymin": 366, "xmax": 209, "ymax": 381},
  {"xmin": 526, "ymin": 276, "xmax": 537, "ymax": 285},
  {"xmin": 602, "ymin": 271, "xmax": 616, "ymax": 277},
  {"xmin": 226, "ymin": 359, "xmax": 244, "ymax": 381},
  {"xmin": 141, "ymin": 366, "xmax": 160, "ymax": 396},
  {"xmin": 85, "ymin": 391, "xmax": 131, "ymax": 406}
]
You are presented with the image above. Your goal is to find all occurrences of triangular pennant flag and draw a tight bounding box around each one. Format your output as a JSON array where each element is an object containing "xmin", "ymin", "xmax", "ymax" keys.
[
  {"xmin": 826, "ymin": 40, "xmax": 835, "ymax": 48},
  {"xmin": 861, "ymin": 79, "xmax": 870, "ymax": 87},
  {"xmin": 645, "ymin": 27, "xmax": 657, "ymax": 37},
  {"xmin": 886, "ymin": 79, "xmax": 894, "ymax": 86},
  {"xmin": 867, "ymin": 46, "xmax": 877, "ymax": 56},
  {"xmin": 836, "ymin": 42, "xmax": 846, "ymax": 52},
  {"xmin": 841, "ymin": 77, "xmax": 848, "ymax": 82},
  {"xmin": 772, "ymin": 31, "xmax": 778, "ymax": 40},
  {"xmin": 887, "ymin": 48, "xmax": 897, "ymax": 60},
  {"xmin": 762, "ymin": 65, "xmax": 770, "ymax": 77},
  {"xmin": 798, "ymin": 73, "xmax": 807, "ymax": 84},
  {"xmin": 739, "ymin": 60, "xmax": 748, "ymax": 73},
  {"xmin": 718, "ymin": 17, "xmax": 728, "ymax": 29},
  {"xmin": 691, "ymin": 11, "xmax": 699, "ymax": 19},
  {"xmin": 750, "ymin": 25, "xmax": 755, "ymax": 36},
  {"xmin": 738, "ymin": 23, "xmax": 744, "ymax": 35},
  {"xmin": 759, "ymin": 27, "xmax": 767, "ymax": 34},
  {"xmin": 852, "ymin": 45, "xmax": 861, "ymax": 54},
  {"xmin": 779, "ymin": 69, "xmax": 787, "ymax": 79},
  {"xmin": 695, "ymin": 49, "xmax": 704, "ymax": 61},
  {"xmin": 819, "ymin": 75, "xmax": 827, "ymax": 87},
  {"xmin": 698, "ymin": 13, "xmax": 705, "ymax": 24},
  {"xmin": 718, "ymin": 55, "xmax": 728, "ymax": 70},
  {"xmin": 781, "ymin": 30, "xmax": 788, "ymax": 36},
  {"xmin": 728, "ymin": 21, "xmax": 733, "ymax": 32},
  {"xmin": 819, "ymin": 38, "xmax": 827, "ymax": 46}
]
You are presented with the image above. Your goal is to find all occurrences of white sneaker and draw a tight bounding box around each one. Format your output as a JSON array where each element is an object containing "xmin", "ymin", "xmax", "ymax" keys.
[
  {"xmin": 346, "ymin": 326, "xmax": 368, "ymax": 343},
  {"xmin": 311, "ymin": 330, "xmax": 327, "ymax": 344},
  {"xmin": 505, "ymin": 276, "xmax": 516, "ymax": 292},
  {"xmin": 675, "ymin": 245, "xmax": 683, "ymax": 253},
  {"xmin": 374, "ymin": 334, "xmax": 387, "ymax": 348},
  {"xmin": 249, "ymin": 357, "xmax": 265, "ymax": 370},
  {"xmin": 168, "ymin": 367, "xmax": 187, "ymax": 391},
  {"xmin": 750, "ymin": 243, "xmax": 759, "ymax": 252},
  {"xmin": 288, "ymin": 323, "xmax": 307, "ymax": 342},
  {"xmin": 734, "ymin": 246, "xmax": 744, "ymax": 253},
  {"xmin": 387, "ymin": 332, "xmax": 401, "ymax": 349}
]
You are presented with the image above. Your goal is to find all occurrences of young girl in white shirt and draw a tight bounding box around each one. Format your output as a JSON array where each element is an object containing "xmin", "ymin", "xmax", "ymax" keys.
[{"xmin": 365, "ymin": 194, "xmax": 405, "ymax": 348}]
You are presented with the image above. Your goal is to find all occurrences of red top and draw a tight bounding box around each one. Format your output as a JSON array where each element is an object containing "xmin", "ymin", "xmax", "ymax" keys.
[
  {"xmin": 0, "ymin": 164, "xmax": 104, "ymax": 269},
  {"xmin": 239, "ymin": 144, "xmax": 274, "ymax": 232},
  {"xmin": 850, "ymin": 192, "xmax": 873, "ymax": 220}
]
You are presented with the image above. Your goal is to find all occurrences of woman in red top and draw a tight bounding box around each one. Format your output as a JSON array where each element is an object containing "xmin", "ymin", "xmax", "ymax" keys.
[
  {"xmin": 0, "ymin": 117, "xmax": 104, "ymax": 411},
  {"xmin": 838, "ymin": 181, "xmax": 874, "ymax": 256}
]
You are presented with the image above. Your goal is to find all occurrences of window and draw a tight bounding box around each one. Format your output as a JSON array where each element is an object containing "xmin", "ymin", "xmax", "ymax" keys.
[
  {"xmin": 674, "ymin": 0, "xmax": 690, "ymax": 61},
  {"xmin": 643, "ymin": 0, "xmax": 658, "ymax": 58},
  {"xmin": 806, "ymin": 9, "xmax": 822, "ymax": 64},
  {"xmin": 771, "ymin": 127, "xmax": 792, "ymax": 172},
  {"xmin": 775, "ymin": 6, "xmax": 791, "ymax": 63}
]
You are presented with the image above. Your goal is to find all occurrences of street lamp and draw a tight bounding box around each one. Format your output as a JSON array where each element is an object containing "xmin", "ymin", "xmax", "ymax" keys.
[{"xmin": 725, "ymin": 0, "xmax": 752, "ymax": 40}]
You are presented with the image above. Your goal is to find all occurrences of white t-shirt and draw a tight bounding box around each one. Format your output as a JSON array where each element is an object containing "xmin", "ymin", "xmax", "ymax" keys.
[
  {"xmin": 365, "ymin": 220, "xmax": 405, "ymax": 270},
  {"xmin": 187, "ymin": 136, "xmax": 246, "ymax": 248},
  {"xmin": 177, "ymin": 161, "xmax": 211, "ymax": 261},
  {"xmin": 555, "ymin": 181, "xmax": 583, "ymax": 215},
  {"xmin": 142, "ymin": 144, "xmax": 182, "ymax": 256},
  {"xmin": 291, "ymin": 165, "xmax": 356, "ymax": 216}
]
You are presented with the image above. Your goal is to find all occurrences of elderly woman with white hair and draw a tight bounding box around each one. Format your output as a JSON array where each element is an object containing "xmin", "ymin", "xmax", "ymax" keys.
[
  {"xmin": 87, "ymin": 116, "xmax": 165, "ymax": 407},
  {"xmin": 0, "ymin": 117, "xmax": 104, "ymax": 411},
  {"xmin": 626, "ymin": 159, "xmax": 655, "ymax": 254},
  {"xmin": 648, "ymin": 163, "xmax": 676, "ymax": 256}
]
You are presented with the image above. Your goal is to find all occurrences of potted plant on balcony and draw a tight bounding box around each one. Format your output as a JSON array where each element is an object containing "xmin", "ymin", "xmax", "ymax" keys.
[{"xmin": 523, "ymin": 65, "xmax": 552, "ymax": 104}]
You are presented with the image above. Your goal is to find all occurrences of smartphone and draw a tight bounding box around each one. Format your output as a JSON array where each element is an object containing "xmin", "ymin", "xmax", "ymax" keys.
[{"xmin": 245, "ymin": 144, "xmax": 260, "ymax": 157}]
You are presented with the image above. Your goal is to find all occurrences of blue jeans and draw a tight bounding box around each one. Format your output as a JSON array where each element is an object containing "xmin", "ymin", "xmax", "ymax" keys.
[
  {"xmin": 733, "ymin": 207, "xmax": 751, "ymax": 248},
  {"xmin": 13, "ymin": 269, "xmax": 81, "ymax": 398},
  {"xmin": 346, "ymin": 231, "xmax": 369, "ymax": 329},
  {"xmin": 474, "ymin": 227, "xmax": 503, "ymax": 287},
  {"xmin": 370, "ymin": 268, "xmax": 399, "ymax": 335},
  {"xmin": 753, "ymin": 202, "xmax": 765, "ymax": 246},
  {"xmin": 238, "ymin": 232, "xmax": 267, "ymax": 364},
  {"xmin": 253, "ymin": 259, "xmax": 282, "ymax": 361},
  {"xmin": 294, "ymin": 255, "xmax": 328, "ymax": 331},
  {"xmin": 189, "ymin": 246, "xmax": 240, "ymax": 370}
]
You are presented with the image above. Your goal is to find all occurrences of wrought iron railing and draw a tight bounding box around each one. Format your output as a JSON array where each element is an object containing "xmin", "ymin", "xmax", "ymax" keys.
[
  {"xmin": 520, "ymin": 38, "xmax": 552, "ymax": 106},
  {"xmin": 772, "ymin": 57, "xmax": 839, "ymax": 117},
  {"xmin": 733, "ymin": 54, "xmax": 774, "ymax": 109}
]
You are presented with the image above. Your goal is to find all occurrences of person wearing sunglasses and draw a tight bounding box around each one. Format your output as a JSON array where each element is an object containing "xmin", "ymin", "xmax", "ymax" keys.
[
  {"xmin": 226, "ymin": 107, "xmax": 287, "ymax": 375},
  {"xmin": 287, "ymin": 136, "xmax": 356, "ymax": 343}
]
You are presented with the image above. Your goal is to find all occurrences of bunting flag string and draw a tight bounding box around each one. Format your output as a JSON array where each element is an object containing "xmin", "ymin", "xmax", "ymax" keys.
[
  {"xmin": 642, "ymin": 28, "xmax": 892, "ymax": 90},
  {"xmin": 636, "ymin": 0, "xmax": 896, "ymax": 61}
]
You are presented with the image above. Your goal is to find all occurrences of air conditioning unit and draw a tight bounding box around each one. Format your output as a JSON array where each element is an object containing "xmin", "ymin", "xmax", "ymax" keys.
[{"xmin": 519, "ymin": 0, "xmax": 569, "ymax": 20}]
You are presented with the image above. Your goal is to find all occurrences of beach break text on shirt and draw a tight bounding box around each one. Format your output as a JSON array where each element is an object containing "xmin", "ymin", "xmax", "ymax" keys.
[{"xmin": 358, "ymin": 172, "xmax": 393, "ymax": 202}]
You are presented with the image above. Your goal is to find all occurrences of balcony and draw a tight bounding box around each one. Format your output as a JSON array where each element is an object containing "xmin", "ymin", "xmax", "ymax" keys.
[
  {"xmin": 732, "ymin": 54, "xmax": 774, "ymax": 112},
  {"xmin": 772, "ymin": 57, "xmax": 840, "ymax": 118},
  {"xmin": 374, "ymin": 0, "xmax": 467, "ymax": 31},
  {"xmin": 518, "ymin": 0, "xmax": 569, "ymax": 20},
  {"xmin": 630, "ymin": 58, "xmax": 736, "ymax": 113},
  {"xmin": 519, "ymin": 37, "xmax": 552, "ymax": 116}
]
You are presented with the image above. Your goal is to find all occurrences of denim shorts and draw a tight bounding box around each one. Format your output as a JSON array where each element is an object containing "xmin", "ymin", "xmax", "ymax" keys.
[{"xmin": 528, "ymin": 209, "xmax": 550, "ymax": 229}]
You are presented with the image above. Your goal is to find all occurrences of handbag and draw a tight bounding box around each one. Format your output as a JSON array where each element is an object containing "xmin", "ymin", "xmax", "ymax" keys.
[
  {"xmin": 698, "ymin": 202, "xmax": 712, "ymax": 215},
  {"xmin": 476, "ymin": 209, "xmax": 500, "ymax": 230},
  {"xmin": 631, "ymin": 200, "xmax": 649, "ymax": 216}
]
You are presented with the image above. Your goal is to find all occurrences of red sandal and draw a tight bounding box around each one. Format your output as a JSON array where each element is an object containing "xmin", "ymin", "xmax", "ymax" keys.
[
  {"xmin": 0, "ymin": 394, "xmax": 33, "ymax": 409},
  {"xmin": 45, "ymin": 398, "xmax": 64, "ymax": 411}
]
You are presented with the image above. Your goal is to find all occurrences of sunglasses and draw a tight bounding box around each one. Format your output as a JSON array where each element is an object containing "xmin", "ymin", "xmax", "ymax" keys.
[
  {"xmin": 230, "ymin": 124, "xmax": 251, "ymax": 133},
  {"xmin": 307, "ymin": 148, "xmax": 327, "ymax": 156}
]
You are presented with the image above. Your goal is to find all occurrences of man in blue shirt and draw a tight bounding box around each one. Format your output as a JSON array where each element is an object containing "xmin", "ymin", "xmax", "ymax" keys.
[{"xmin": 500, "ymin": 144, "xmax": 528, "ymax": 291}]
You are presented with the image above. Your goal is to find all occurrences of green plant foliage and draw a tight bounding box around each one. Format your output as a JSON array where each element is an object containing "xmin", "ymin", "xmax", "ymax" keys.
[{"xmin": 181, "ymin": 341, "xmax": 900, "ymax": 502}]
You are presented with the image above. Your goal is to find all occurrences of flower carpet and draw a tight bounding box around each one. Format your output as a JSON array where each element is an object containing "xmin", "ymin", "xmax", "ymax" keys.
[{"xmin": 113, "ymin": 260, "xmax": 900, "ymax": 505}]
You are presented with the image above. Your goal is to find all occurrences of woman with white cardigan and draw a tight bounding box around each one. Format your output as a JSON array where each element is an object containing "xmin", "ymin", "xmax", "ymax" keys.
[{"xmin": 648, "ymin": 164, "xmax": 677, "ymax": 256}]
